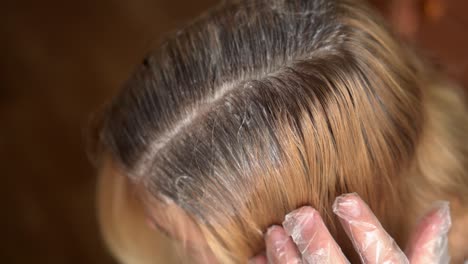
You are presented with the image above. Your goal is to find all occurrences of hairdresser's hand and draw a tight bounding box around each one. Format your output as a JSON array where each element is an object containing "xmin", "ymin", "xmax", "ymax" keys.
[{"xmin": 249, "ymin": 193, "xmax": 451, "ymax": 264}]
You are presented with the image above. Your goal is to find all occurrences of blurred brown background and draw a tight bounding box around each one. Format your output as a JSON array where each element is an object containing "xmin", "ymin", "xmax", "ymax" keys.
[{"xmin": 1, "ymin": 0, "xmax": 467, "ymax": 263}]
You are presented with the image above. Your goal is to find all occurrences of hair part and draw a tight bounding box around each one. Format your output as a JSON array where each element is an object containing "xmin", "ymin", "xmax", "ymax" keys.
[{"xmin": 94, "ymin": 0, "xmax": 468, "ymax": 263}]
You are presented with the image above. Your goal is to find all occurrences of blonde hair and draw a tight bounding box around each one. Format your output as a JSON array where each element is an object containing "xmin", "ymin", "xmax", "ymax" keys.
[{"xmin": 93, "ymin": 0, "xmax": 468, "ymax": 263}]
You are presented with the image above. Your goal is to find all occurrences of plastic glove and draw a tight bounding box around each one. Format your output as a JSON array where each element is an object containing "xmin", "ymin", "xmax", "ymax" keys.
[{"xmin": 249, "ymin": 193, "xmax": 451, "ymax": 264}]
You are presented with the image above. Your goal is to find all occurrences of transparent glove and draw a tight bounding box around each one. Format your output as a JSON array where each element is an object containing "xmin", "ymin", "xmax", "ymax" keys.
[{"xmin": 249, "ymin": 193, "xmax": 451, "ymax": 264}]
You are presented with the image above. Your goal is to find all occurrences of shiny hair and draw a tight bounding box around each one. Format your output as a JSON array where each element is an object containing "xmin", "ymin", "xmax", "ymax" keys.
[{"xmin": 93, "ymin": 0, "xmax": 468, "ymax": 263}]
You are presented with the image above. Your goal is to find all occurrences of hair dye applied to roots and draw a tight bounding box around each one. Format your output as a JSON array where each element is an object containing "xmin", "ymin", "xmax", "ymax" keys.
[{"xmin": 94, "ymin": 0, "xmax": 468, "ymax": 263}]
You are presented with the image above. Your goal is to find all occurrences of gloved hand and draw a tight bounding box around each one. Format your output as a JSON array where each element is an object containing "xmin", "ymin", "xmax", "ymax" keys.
[{"xmin": 249, "ymin": 193, "xmax": 451, "ymax": 264}]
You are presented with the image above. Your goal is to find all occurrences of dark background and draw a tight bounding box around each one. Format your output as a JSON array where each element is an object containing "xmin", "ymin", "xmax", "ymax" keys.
[{"xmin": 1, "ymin": 0, "xmax": 467, "ymax": 263}]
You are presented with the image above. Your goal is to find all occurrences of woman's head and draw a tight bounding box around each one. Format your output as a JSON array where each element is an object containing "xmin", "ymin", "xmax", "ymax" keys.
[{"xmin": 95, "ymin": 0, "xmax": 428, "ymax": 262}]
